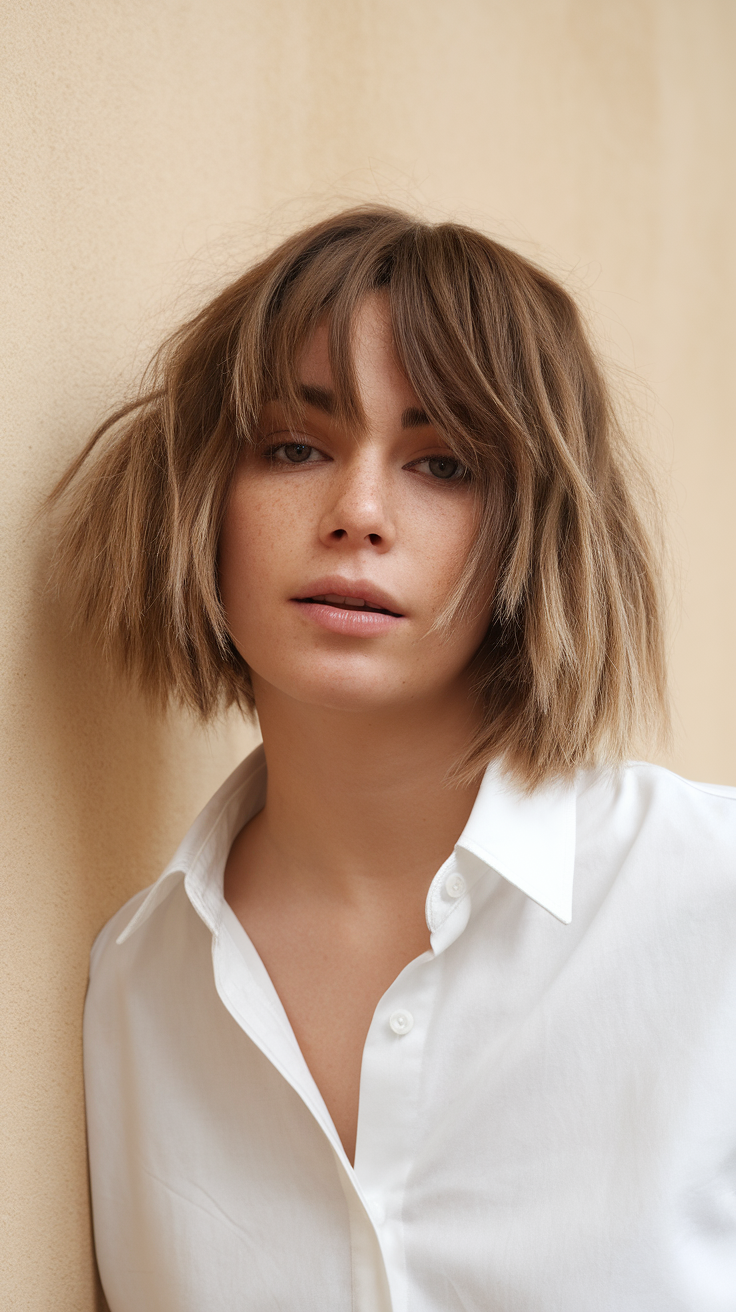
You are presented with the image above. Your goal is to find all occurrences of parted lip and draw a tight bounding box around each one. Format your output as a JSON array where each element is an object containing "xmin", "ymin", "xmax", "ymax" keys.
[{"xmin": 292, "ymin": 576, "xmax": 405, "ymax": 617}]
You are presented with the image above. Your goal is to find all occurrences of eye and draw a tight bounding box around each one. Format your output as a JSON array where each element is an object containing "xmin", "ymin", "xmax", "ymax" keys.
[
  {"xmin": 280, "ymin": 442, "xmax": 313, "ymax": 463},
  {"xmin": 411, "ymin": 455, "xmax": 468, "ymax": 481},
  {"xmin": 263, "ymin": 437, "xmax": 328, "ymax": 466}
]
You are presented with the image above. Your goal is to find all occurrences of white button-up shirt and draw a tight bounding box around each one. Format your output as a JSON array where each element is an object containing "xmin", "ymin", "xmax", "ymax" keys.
[{"xmin": 84, "ymin": 747, "xmax": 736, "ymax": 1311}]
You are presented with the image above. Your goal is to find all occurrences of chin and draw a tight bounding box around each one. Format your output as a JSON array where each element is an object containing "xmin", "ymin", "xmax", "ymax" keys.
[
  {"xmin": 252, "ymin": 657, "xmax": 423, "ymax": 714},
  {"xmin": 292, "ymin": 676, "xmax": 413, "ymax": 714}
]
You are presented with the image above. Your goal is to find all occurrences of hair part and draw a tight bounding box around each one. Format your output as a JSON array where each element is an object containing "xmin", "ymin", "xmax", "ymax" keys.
[{"xmin": 49, "ymin": 205, "xmax": 669, "ymax": 789}]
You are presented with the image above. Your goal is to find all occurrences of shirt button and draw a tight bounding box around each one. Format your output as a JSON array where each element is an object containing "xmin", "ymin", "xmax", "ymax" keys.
[
  {"xmin": 389, "ymin": 1009, "xmax": 414, "ymax": 1035},
  {"xmin": 445, "ymin": 873, "xmax": 466, "ymax": 899}
]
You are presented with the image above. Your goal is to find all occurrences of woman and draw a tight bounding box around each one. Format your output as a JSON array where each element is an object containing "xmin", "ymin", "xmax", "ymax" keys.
[{"xmin": 53, "ymin": 207, "xmax": 736, "ymax": 1310}]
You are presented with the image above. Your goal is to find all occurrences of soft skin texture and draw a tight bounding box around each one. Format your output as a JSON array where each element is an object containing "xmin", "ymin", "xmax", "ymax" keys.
[
  {"xmin": 219, "ymin": 297, "xmax": 489, "ymax": 715},
  {"xmin": 219, "ymin": 295, "xmax": 493, "ymax": 1162}
]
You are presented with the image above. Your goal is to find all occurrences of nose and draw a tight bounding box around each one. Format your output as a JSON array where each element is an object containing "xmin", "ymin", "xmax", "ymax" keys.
[{"xmin": 317, "ymin": 450, "xmax": 395, "ymax": 553}]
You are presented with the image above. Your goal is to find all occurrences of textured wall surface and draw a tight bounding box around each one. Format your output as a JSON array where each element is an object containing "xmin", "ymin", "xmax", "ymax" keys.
[{"xmin": 1, "ymin": 1, "xmax": 734, "ymax": 1305}]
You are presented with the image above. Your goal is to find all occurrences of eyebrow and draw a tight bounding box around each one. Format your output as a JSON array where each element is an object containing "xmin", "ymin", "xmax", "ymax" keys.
[
  {"xmin": 400, "ymin": 406, "xmax": 432, "ymax": 429},
  {"xmin": 295, "ymin": 383, "xmax": 335, "ymax": 414},
  {"xmin": 296, "ymin": 385, "xmax": 431, "ymax": 431}
]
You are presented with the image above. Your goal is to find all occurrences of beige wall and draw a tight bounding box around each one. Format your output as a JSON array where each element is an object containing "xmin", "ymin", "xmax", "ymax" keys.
[{"xmin": 2, "ymin": 1, "xmax": 734, "ymax": 1305}]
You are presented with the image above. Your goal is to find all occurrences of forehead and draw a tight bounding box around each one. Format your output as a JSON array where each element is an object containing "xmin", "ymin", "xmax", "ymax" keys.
[{"xmin": 295, "ymin": 295, "xmax": 423, "ymax": 417}]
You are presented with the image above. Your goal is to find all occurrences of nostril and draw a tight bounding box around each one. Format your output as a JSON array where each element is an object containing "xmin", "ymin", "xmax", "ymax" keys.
[
  {"xmin": 368, "ymin": 533, "xmax": 381, "ymax": 545},
  {"xmin": 331, "ymin": 529, "xmax": 346, "ymax": 539}
]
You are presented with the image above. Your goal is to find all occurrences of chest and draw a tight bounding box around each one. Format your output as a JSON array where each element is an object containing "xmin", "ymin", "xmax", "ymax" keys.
[
  {"xmin": 88, "ymin": 884, "xmax": 736, "ymax": 1312},
  {"xmin": 234, "ymin": 903, "xmax": 432, "ymax": 1164}
]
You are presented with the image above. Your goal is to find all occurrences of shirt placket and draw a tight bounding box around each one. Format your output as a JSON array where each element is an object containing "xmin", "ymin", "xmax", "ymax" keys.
[
  {"xmin": 350, "ymin": 851, "xmax": 473, "ymax": 1312},
  {"xmin": 211, "ymin": 917, "xmax": 396, "ymax": 1311},
  {"xmin": 199, "ymin": 837, "xmax": 479, "ymax": 1312}
]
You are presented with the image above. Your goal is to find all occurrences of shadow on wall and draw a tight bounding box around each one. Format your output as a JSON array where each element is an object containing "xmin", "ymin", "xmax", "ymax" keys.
[{"xmin": 2, "ymin": 529, "xmax": 254, "ymax": 1304}]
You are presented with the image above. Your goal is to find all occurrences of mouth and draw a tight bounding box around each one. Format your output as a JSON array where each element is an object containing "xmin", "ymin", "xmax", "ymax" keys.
[{"xmin": 297, "ymin": 592, "xmax": 404, "ymax": 618}]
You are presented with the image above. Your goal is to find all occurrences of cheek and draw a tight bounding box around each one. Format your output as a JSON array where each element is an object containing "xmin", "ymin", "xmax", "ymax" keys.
[
  {"xmin": 419, "ymin": 497, "xmax": 493, "ymax": 650},
  {"xmin": 218, "ymin": 476, "xmax": 310, "ymax": 625},
  {"xmin": 408, "ymin": 493, "xmax": 478, "ymax": 599},
  {"xmin": 218, "ymin": 482, "xmax": 269, "ymax": 622}
]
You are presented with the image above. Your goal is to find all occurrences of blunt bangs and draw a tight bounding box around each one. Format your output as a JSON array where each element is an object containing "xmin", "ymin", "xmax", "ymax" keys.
[{"xmin": 49, "ymin": 205, "xmax": 668, "ymax": 788}]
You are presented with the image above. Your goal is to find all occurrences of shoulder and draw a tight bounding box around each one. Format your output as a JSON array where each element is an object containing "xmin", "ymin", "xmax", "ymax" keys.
[
  {"xmin": 581, "ymin": 757, "xmax": 736, "ymax": 831},
  {"xmin": 567, "ymin": 763, "xmax": 736, "ymax": 974},
  {"xmin": 577, "ymin": 760, "xmax": 736, "ymax": 896},
  {"xmin": 89, "ymin": 885, "xmax": 153, "ymax": 973},
  {"xmin": 621, "ymin": 759, "xmax": 736, "ymax": 840},
  {"xmin": 88, "ymin": 871, "xmax": 204, "ymax": 999},
  {"xmin": 85, "ymin": 873, "xmax": 215, "ymax": 1072}
]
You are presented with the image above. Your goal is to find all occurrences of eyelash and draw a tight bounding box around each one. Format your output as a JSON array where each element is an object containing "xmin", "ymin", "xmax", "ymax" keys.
[{"xmin": 262, "ymin": 439, "xmax": 470, "ymax": 483}]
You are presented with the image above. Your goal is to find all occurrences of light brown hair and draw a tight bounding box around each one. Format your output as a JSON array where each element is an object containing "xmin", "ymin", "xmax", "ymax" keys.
[{"xmin": 50, "ymin": 205, "xmax": 668, "ymax": 788}]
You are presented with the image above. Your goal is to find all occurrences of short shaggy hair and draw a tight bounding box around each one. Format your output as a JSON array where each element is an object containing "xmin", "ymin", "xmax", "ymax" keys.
[{"xmin": 51, "ymin": 205, "xmax": 668, "ymax": 788}]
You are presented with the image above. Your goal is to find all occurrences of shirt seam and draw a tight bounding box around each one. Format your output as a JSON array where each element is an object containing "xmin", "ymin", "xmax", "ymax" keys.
[{"xmin": 626, "ymin": 760, "xmax": 736, "ymax": 803}]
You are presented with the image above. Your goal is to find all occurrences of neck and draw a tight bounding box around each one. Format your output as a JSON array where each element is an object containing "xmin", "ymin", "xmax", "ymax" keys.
[{"xmin": 250, "ymin": 676, "xmax": 482, "ymax": 901}]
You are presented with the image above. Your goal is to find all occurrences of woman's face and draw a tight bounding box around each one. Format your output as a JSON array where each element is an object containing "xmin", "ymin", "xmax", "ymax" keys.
[{"xmin": 219, "ymin": 294, "xmax": 492, "ymax": 715}]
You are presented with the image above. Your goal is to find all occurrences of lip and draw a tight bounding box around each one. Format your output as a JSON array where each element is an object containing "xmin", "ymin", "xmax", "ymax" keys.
[
  {"xmin": 291, "ymin": 577, "xmax": 405, "ymax": 616},
  {"xmin": 290, "ymin": 576, "xmax": 407, "ymax": 637}
]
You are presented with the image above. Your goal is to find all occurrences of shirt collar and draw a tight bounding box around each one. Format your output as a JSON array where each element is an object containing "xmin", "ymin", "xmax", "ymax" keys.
[
  {"xmin": 117, "ymin": 746, "xmax": 268, "ymax": 944},
  {"xmin": 118, "ymin": 744, "xmax": 577, "ymax": 944},
  {"xmin": 455, "ymin": 759, "xmax": 576, "ymax": 924}
]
